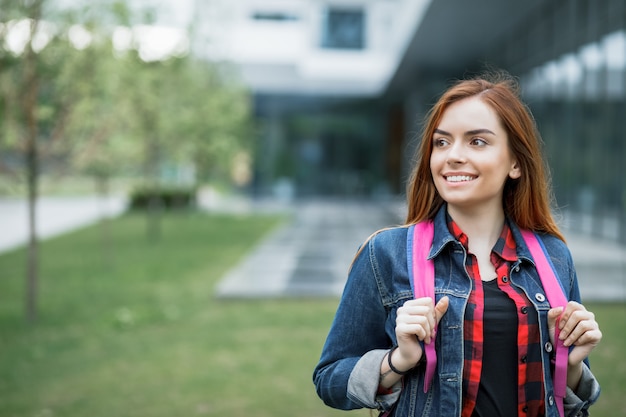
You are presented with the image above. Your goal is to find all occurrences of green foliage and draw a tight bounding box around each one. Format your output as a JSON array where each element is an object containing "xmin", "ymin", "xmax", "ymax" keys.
[{"xmin": 0, "ymin": 0, "xmax": 254, "ymax": 188}]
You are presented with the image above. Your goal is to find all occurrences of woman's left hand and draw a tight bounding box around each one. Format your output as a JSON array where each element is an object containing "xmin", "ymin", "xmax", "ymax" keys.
[{"xmin": 548, "ymin": 301, "xmax": 602, "ymax": 365}]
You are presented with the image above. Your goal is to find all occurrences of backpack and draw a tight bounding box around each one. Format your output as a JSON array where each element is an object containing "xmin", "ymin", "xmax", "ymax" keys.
[{"xmin": 408, "ymin": 221, "xmax": 568, "ymax": 417}]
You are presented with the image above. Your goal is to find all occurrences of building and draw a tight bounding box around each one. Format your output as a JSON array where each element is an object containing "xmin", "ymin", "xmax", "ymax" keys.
[{"xmin": 193, "ymin": 0, "xmax": 626, "ymax": 241}]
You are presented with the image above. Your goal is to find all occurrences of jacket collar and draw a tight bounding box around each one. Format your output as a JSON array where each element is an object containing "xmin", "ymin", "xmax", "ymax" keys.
[{"xmin": 428, "ymin": 204, "xmax": 535, "ymax": 265}]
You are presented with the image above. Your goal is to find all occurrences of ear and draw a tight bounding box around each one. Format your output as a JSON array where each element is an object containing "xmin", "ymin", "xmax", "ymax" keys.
[{"xmin": 509, "ymin": 161, "xmax": 521, "ymax": 179}]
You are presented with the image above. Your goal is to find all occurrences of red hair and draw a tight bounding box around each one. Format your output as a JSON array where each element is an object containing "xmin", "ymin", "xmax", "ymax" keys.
[{"xmin": 405, "ymin": 72, "xmax": 565, "ymax": 241}]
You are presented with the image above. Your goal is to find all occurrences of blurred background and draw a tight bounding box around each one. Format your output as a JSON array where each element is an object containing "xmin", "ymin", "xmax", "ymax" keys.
[
  {"xmin": 2, "ymin": 0, "xmax": 626, "ymax": 239},
  {"xmin": 1, "ymin": 0, "xmax": 625, "ymax": 416}
]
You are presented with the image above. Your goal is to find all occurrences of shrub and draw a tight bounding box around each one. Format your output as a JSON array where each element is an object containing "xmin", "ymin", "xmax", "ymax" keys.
[{"xmin": 129, "ymin": 186, "xmax": 197, "ymax": 210}]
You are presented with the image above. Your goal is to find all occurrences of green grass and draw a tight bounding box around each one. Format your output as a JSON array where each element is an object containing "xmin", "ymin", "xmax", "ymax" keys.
[
  {"xmin": 583, "ymin": 302, "xmax": 626, "ymax": 417},
  {"xmin": 0, "ymin": 212, "xmax": 623, "ymax": 416}
]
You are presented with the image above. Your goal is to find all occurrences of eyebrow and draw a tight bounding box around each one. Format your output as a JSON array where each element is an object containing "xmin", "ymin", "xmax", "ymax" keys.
[{"xmin": 433, "ymin": 128, "xmax": 496, "ymax": 136}]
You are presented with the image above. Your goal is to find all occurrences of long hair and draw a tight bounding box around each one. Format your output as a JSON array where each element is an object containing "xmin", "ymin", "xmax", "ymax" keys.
[{"xmin": 405, "ymin": 72, "xmax": 565, "ymax": 241}]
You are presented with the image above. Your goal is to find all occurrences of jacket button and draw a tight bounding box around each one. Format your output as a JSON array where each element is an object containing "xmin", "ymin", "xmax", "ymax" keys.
[
  {"xmin": 513, "ymin": 265, "xmax": 520, "ymax": 273},
  {"xmin": 501, "ymin": 276, "xmax": 509, "ymax": 283},
  {"xmin": 545, "ymin": 342, "xmax": 553, "ymax": 353},
  {"xmin": 535, "ymin": 293, "xmax": 546, "ymax": 302},
  {"xmin": 521, "ymin": 306, "xmax": 528, "ymax": 314},
  {"xmin": 548, "ymin": 395, "xmax": 554, "ymax": 406}
]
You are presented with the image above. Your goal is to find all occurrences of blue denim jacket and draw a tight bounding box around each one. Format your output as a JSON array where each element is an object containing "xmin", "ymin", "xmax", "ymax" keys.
[{"xmin": 313, "ymin": 206, "xmax": 600, "ymax": 417}]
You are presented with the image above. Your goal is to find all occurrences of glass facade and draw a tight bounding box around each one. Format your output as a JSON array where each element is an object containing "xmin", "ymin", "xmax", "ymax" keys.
[
  {"xmin": 254, "ymin": 102, "xmax": 386, "ymax": 199},
  {"xmin": 520, "ymin": 24, "xmax": 626, "ymax": 242}
]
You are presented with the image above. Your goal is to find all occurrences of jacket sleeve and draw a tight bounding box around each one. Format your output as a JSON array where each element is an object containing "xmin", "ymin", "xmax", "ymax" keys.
[
  {"xmin": 564, "ymin": 362, "xmax": 601, "ymax": 417},
  {"xmin": 312, "ymin": 233, "xmax": 395, "ymax": 410}
]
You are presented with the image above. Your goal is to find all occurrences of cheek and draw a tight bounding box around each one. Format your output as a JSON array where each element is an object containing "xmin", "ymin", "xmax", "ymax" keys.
[
  {"xmin": 429, "ymin": 152, "xmax": 442, "ymax": 174},
  {"xmin": 429, "ymin": 155, "xmax": 444, "ymax": 189}
]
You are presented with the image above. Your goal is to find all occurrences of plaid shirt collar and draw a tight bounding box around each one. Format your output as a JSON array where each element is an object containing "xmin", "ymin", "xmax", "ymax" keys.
[{"xmin": 447, "ymin": 213, "xmax": 518, "ymax": 263}]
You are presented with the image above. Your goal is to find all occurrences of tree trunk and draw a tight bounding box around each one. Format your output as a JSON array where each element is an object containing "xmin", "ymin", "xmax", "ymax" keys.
[
  {"xmin": 96, "ymin": 174, "xmax": 112, "ymax": 266},
  {"xmin": 25, "ymin": 134, "xmax": 39, "ymax": 323},
  {"xmin": 23, "ymin": 3, "xmax": 43, "ymax": 323},
  {"xmin": 145, "ymin": 138, "xmax": 161, "ymax": 241}
]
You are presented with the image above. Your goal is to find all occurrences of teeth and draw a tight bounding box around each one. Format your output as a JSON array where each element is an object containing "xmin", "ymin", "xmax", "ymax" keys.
[{"xmin": 446, "ymin": 175, "xmax": 474, "ymax": 182}]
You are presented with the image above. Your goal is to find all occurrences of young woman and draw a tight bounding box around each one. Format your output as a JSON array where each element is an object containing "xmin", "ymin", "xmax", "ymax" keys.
[{"xmin": 313, "ymin": 73, "xmax": 601, "ymax": 417}]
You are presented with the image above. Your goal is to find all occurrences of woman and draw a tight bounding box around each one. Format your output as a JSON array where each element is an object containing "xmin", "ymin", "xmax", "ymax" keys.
[{"xmin": 312, "ymin": 73, "xmax": 601, "ymax": 417}]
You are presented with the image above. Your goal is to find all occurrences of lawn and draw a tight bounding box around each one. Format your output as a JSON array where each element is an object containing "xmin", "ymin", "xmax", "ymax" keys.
[{"xmin": 0, "ymin": 211, "xmax": 623, "ymax": 416}]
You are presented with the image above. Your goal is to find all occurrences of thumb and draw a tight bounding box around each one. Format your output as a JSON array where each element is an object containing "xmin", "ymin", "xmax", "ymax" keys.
[
  {"xmin": 547, "ymin": 306, "xmax": 563, "ymax": 330},
  {"xmin": 434, "ymin": 296, "xmax": 449, "ymax": 325},
  {"xmin": 547, "ymin": 306, "xmax": 564, "ymax": 345}
]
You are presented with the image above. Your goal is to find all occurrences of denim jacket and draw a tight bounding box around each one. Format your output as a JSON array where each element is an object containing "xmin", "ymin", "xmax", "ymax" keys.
[{"xmin": 313, "ymin": 206, "xmax": 600, "ymax": 417}]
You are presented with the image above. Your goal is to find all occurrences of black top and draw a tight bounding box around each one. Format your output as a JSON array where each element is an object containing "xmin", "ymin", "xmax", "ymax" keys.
[{"xmin": 472, "ymin": 279, "xmax": 519, "ymax": 417}]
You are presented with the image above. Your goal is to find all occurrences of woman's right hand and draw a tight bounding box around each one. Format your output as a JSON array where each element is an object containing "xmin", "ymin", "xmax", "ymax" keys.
[{"xmin": 394, "ymin": 296, "xmax": 449, "ymax": 368}]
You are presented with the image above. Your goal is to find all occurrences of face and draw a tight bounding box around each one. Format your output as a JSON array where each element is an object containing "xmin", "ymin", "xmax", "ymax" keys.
[{"xmin": 430, "ymin": 96, "xmax": 521, "ymax": 214}]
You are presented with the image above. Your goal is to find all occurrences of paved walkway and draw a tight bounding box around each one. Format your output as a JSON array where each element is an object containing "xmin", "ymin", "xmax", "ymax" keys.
[
  {"xmin": 215, "ymin": 198, "xmax": 403, "ymax": 298},
  {"xmin": 0, "ymin": 195, "xmax": 127, "ymax": 254},
  {"xmin": 216, "ymin": 198, "xmax": 626, "ymax": 302}
]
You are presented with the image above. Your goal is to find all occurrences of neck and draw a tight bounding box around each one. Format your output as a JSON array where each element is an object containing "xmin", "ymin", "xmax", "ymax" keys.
[{"xmin": 447, "ymin": 204, "xmax": 505, "ymax": 250}]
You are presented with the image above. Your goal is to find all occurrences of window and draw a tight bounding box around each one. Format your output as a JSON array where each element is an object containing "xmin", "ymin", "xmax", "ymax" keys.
[
  {"xmin": 252, "ymin": 12, "xmax": 299, "ymax": 22},
  {"xmin": 321, "ymin": 8, "xmax": 365, "ymax": 50}
]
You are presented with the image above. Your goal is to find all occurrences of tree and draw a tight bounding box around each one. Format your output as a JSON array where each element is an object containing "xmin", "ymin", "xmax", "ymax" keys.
[
  {"xmin": 0, "ymin": 0, "xmax": 50, "ymax": 323},
  {"xmin": 113, "ymin": 42, "xmax": 254, "ymax": 238},
  {"xmin": 156, "ymin": 57, "xmax": 254, "ymax": 189},
  {"xmin": 0, "ymin": 0, "xmax": 255, "ymax": 320},
  {"xmin": 0, "ymin": 0, "xmax": 128, "ymax": 321}
]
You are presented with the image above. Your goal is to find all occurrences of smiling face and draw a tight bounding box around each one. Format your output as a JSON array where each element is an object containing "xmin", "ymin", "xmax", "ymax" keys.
[{"xmin": 430, "ymin": 96, "xmax": 521, "ymax": 215}]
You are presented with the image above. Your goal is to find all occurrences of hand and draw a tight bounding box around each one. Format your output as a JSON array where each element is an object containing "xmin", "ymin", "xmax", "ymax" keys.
[
  {"xmin": 394, "ymin": 296, "xmax": 449, "ymax": 368},
  {"xmin": 548, "ymin": 301, "xmax": 602, "ymax": 366}
]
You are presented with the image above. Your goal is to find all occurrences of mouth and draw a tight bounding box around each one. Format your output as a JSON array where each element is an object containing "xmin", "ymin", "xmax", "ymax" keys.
[{"xmin": 445, "ymin": 175, "xmax": 476, "ymax": 183}]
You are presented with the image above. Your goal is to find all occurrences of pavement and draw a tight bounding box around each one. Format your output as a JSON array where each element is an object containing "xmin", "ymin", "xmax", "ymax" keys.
[
  {"xmin": 214, "ymin": 197, "xmax": 403, "ymax": 298},
  {"xmin": 1, "ymin": 195, "xmax": 624, "ymax": 302},
  {"xmin": 0, "ymin": 195, "xmax": 127, "ymax": 254}
]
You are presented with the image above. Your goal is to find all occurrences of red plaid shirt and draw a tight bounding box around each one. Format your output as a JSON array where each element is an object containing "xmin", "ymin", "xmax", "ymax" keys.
[{"xmin": 448, "ymin": 218, "xmax": 546, "ymax": 417}]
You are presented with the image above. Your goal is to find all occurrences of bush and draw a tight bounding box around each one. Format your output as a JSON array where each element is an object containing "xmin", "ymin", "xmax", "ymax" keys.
[{"xmin": 129, "ymin": 186, "xmax": 197, "ymax": 210}]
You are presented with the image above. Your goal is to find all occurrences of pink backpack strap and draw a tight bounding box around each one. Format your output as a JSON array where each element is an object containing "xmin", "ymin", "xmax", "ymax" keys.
[
  {"xmin": 520, "ymin": 229, "xmax": 569, "ymax": 417},
  {"xmin": 408, "ymin": 221, "xmax": 436, "ymax": 392},
  {"xmin": 409, "ymin": 222, "xmax": 568, "ymax": 413}
]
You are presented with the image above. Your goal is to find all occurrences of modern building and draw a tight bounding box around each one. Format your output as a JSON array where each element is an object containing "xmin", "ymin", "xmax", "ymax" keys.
[{"xmin": 193, "ymin": 0, "xmax": 626, "ymax": 241}]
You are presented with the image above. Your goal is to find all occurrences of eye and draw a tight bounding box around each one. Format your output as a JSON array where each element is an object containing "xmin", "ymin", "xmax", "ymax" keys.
[
  {"xmin": 433, "ymin": 137, "xmax": 448, "ymax": 148},
  {"xmin": 470, "ymin": 137, "xmax": 488, "ymax": 147}
]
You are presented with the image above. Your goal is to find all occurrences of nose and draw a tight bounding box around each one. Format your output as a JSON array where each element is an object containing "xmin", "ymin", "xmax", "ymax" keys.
[{"xmin": 446, "ymin": 141, "xmax": 466, "ymax": 164}]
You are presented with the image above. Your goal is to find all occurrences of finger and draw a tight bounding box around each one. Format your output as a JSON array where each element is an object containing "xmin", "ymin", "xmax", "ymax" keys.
[
  {"xmin": 422, "ymin": 297, "xmax": 449, "ymax": 342},
  {"xmin": 563, "ymin": 317, "xmax": 600, "ymax": 347},
  {"xmin": 402, "ymin": 297, "xmax": 435, "ymax": 308},
  {"xmin": 399, "ymin": 298, "xmax": 437, "ymax": 339},
  {"xmin": 397, "ymin": 323, "xmax": 430, "ymax": 343},
  {"xmin": 398, "ymin": 305, "xmax": 435, "ymax": 331},
  {"xmin": 558, "ymin": 301, "xmax": 583, "ymax": 330},
  {"xmin": 434, "ymin": 296, "xmax": 449, "ymax": 325},
  {"xmin": 547, "ymin": 307, "xmax": 563, "ymax": 331},
  {"xmin": 546, "ymin": 306, "xmax": 564, "ymax": 345},
  {"xmin": 396, "ymin": 308, "xmax": 435, "ymax": 343},
  {"xmin": 559, "ymin": 308, "xmax": 593, "ymax": 342},
  {"xmin": 568, "ymin": 329, "xmax": 603, "ymax": 364},
  {"xmin": 407, "ymin": 307, "xmax": 435, "ymax": 343}
]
